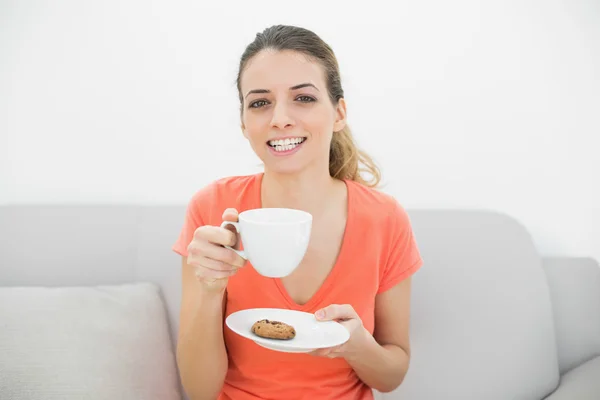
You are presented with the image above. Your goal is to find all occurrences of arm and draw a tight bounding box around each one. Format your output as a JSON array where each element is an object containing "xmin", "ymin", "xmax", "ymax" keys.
[
  {"xmin": 177, "ymin": 256, "xmax": 228, "ymax": 400},
  {"xmin": 314, "ymin": 277, "xmax": 413, "ymax": 393},
  {"xmin": 348, "ymin": 277, "xmax": 412, "ymax": 392},
  {"xmin": 348, "ymin": 199, "xmax": 418, "ymax": 391},
  {"xmin": 313, "ymin": 199, "xmax": 419, "ymax": 392}
]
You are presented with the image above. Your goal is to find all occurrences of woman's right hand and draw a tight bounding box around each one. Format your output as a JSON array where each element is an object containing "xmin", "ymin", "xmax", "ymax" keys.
[{"xmin": 187, "ymin": 208, "xmax": 246, "ymax": 292}]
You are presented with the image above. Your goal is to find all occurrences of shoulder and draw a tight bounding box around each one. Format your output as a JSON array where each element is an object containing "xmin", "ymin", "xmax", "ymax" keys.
[
  {"xmin": 185, "ymin": 174, "xmax": 260, "ymax": 224},
  {"xmin": 347, "ymin": 180, "xmax": 410, "ymax": 227}
]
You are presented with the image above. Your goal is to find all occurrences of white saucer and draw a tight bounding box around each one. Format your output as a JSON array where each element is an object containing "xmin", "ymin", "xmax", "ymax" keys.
[{"xmin": 225, "ymin": 308, "xmax": 350, "ymax": 353}]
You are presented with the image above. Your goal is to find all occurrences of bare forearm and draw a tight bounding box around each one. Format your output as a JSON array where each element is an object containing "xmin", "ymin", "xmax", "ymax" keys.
[
  {"xmin": 177, "ymin": 289, "xmax": 228, "ymax": 399},
  {"xmin": 347, "ymin": 330, "xmax": 410, "ymax": 393}
]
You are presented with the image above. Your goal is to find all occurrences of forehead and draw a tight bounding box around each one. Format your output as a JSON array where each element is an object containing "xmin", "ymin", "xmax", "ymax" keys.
[{"xmin": 240, "ymin": 50, "xmax": 326, "ymax": 93}]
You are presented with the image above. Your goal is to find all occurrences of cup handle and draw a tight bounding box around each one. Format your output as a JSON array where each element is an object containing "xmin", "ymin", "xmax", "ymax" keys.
[{"xmin": 220, "ymin": 221, "xmax": 247, "ymax": 259}]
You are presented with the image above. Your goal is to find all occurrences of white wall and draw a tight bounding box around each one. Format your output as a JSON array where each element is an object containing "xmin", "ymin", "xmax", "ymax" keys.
[{"xmin": 1, "ymin": 0, "xmax": 599, "ymax": 262}]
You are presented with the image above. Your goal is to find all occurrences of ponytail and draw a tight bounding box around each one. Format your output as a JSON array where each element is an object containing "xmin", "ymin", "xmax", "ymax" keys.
[{"xmin": 329, "ymin": 125, "xmax": 381, "ymax": 188}]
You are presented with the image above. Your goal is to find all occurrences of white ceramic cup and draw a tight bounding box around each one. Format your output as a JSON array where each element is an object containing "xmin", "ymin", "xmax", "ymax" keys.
[{"xmin": 220, "ymin": 208, "xmax": 312, "ymax": 278}]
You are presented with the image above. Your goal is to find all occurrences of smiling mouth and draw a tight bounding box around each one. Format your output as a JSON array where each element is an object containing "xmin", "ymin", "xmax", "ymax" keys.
[{"xmin": 267, "ymin": 137, "xmax": 307, "ymax": 152}]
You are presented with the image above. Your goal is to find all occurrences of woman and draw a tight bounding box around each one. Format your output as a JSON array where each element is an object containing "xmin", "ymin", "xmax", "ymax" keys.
[{"xmin": 173, "ymin": 25, "xmax": 423, "ymax": 400}]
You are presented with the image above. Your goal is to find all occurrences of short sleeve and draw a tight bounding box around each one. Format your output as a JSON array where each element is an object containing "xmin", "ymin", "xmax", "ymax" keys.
[
  {"xmin": 378, "ymin": 200, "xmax": 423, "ymax": 294},
  {"xmin": 171, "ymin": 189, "xmax": 209, "ymax": 257}
]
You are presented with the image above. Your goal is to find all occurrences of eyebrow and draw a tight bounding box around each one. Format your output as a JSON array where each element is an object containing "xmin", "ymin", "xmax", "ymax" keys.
[{"xmin": 245, "ymin": 83, "xmax": 319, "ymax": 99}]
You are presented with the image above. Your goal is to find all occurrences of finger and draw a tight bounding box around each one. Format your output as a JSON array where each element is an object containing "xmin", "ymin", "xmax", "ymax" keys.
[
  {"xmin": 315, "ymin": 304, "xmax": 357, "ymax": 321},
  {"xmin": 194, "ymin": 226, "xmax": 236, "ymax": 247},
  {"xmin": 198, "ymin": 276, "xmax": 228, "ymax": 286},
  {"xmin": 222, "ymin": 208, "xmax": 239, "ymax": 222},
  {"xmin": 312, "ymin": 347, "xmax": 342, "ymax": 358},
  {"xmin": 195, "ymin": 266, "xmax": 237, "ymax": 280},
  {"xmin": 310, "ymin": 348, "xmax": 332, "ymax": 357},
  {"xmin": 191, "ymin": 255, "xmax": 237, "ymax": 272},
  {"xmin": 220, "ymin": 209, "xmax": 241, "ymax": 247},
  {"xmin": 338, "ymin": 318, "xmax": 361, "ymax": 333},
  {"xmin": 196, "ymin": 242, "xmax": 245, "ymax": 268},
  {"xmin": 188, "ymin": 240, "xmax": 231, "ymax": 266},
  {"xmin": 189, "ymin": 239, "xmax": 239, "ymax": 265}
]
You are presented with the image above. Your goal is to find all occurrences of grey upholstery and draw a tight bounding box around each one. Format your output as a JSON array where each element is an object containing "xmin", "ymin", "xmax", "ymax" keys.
[
  {"xmin": 383, "ymin": 210, "xmax": 559, "ymax": 399},
  {"xmin": 0, "ymin": 283, "xmax": 181, "ymax": 400},
  {"xmin": 0, "ymin": 205, "xmax": 184, "ymax": 347},
  {"xmin": 544, "ymin": 356, "xmax": 600, "ymax": 400},
  {"xmin": 542, "ymin": 257, "xmax": 600, "ymax": 374},
  {"xmin": 1, "ymin": 205, "xmax": 598, "ymax": 400}
]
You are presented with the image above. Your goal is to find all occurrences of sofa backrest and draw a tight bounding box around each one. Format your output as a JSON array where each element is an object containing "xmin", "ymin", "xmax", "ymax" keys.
[
  {"xmin": 0, "ymin": 205, "xmax": 184, "ymax": 348},
  {"xmin": 0, "ymin": 205, "xmax": 560, "ymax": 399},
  {"xmin": 386, "ymin": 210, "xmax": 560, "ymax": 399}
]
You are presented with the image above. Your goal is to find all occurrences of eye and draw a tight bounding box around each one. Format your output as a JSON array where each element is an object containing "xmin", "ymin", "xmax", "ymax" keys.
[
  {"xmin": 249, "ymin": 100, "xmax": 269, "ymax": 109},
  {"xmin": 296, "ymin": 96, "xmax": 316, "ymax": 103}
]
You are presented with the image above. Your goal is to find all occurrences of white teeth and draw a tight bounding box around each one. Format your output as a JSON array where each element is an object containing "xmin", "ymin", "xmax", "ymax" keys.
[
  {"xmin": 268, "ymin": 137, "xmax": 305, "ymax": 151},
  {"xmin": 270, "ymin": 138, "xmax": 306, "ymax": 152}
]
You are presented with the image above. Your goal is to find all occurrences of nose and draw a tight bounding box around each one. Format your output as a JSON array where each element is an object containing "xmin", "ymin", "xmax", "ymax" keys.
[{"xmin": 270, "ymin": 101, "xmax": 295, "ymax": 130}]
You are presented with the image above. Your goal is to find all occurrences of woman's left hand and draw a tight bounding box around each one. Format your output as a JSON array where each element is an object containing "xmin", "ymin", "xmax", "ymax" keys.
[{"xmin": 310, "ymin": 304, "xmax": 371, "ymax": 360}]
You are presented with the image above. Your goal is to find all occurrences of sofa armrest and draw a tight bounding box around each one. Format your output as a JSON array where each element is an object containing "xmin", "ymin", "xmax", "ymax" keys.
[{"xmin": 542, "ymin": 257, "xmax": 600, "ymax": 374}]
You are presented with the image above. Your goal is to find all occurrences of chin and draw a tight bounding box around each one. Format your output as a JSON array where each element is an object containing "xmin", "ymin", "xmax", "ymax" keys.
[
  {"xmin": 253, "ymin": 140, "xmax": 328, "ymax": 176},
  {"xmin": 263, "ymin": 162, "xmax": 308, "ymax": 175}
]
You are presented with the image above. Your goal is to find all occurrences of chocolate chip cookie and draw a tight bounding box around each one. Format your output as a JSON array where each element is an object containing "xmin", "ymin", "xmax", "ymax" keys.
[{"xmin": 251, "ymin": 319, "xmax": 296, "ymax": 340}]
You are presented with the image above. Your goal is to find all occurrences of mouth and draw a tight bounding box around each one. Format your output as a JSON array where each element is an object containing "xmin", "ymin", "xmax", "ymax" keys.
[{"xmin": 267, "ymin": 137, "xmax": 307, "ymax": 153}]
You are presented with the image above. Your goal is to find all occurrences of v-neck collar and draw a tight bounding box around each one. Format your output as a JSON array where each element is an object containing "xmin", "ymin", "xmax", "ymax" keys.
[{"xmin": 251, "ymin": 172, "xmax": 354, "ymax": 311}]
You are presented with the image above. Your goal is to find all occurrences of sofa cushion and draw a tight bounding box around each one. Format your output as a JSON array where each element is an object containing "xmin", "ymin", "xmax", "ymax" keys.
[
  {"xmin": 544, "ymin": 356, "xmax": 600, "ymax": 400},
  {"xmin": 0, "ymin": 283, "xmax": 181, "ymax": 400},
  {"xmin": 0, "ymin": 205, "xmax": 185, "ymax": 350}
]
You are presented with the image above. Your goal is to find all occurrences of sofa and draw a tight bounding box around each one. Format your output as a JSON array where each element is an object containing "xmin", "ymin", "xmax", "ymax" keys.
[{"xmin": 1, "ymin": 204, "xmax": 599, "ymax": 399}]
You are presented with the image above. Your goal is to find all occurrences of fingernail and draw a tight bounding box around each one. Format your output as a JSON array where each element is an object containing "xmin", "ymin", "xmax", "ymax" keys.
[{"xmin": 316, "ymin": 310, "xmax": 325, "ymax": 319}]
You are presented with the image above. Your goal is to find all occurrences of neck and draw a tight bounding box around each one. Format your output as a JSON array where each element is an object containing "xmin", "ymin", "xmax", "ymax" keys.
[{"xmin": 260, "ymin": 168, "xmax": 341, "ymax": 217}]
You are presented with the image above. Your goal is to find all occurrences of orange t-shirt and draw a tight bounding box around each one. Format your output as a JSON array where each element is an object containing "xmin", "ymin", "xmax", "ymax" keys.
[{"xmin": 172, "ymin": 173, "xmax": 423, "ymax": 400}]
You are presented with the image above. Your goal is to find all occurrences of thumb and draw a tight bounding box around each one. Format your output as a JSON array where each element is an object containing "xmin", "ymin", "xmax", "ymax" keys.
[
  {"xmin": 315, "ymin": 304, "xmax": 357, "ymax": 321},
  {"xmin": 222, "ymin": 208, "xmax": 239, "ymax": 222},
  {"xmin": 221, "ymin": 208, "xmax": 240, "ymax": 249}
]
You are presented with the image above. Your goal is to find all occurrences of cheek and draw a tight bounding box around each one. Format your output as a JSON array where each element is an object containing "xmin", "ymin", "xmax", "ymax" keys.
[
  {"xmin": 304, "ymin": 111, "xmax": 335, "ymax": 141},
  {"xmin": 243, "ymin": 114, "xmax": 268, "ymax": 141}
]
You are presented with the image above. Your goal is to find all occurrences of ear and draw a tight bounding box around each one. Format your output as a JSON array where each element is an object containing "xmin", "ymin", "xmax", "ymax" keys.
[
  {"xmin": 333, "ymin": 98, "xmax": 347, "ymax": 132},
  {"xmin": 241, "ymin": 122, "xmax": 248, "ymax": 139}
]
